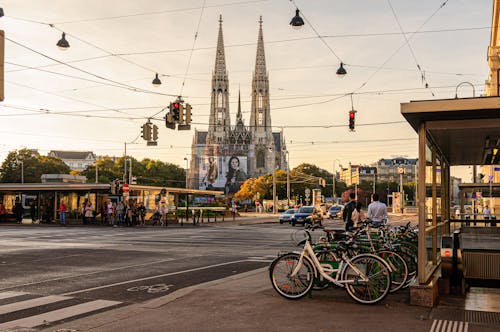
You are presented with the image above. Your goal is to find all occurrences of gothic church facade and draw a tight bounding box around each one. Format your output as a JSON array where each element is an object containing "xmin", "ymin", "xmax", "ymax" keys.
[{"xmin": 189, "ymin": 16, "xmax": 286, "ymax": 195}]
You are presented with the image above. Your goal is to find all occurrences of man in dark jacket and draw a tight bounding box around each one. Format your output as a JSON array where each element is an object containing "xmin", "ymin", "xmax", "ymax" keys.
[
  {"xmin": 14, "ymin": 201, "xmax": 24, "ymax": 224},
  {"xmin": 342, "ymin": 192, "xmax": 357, "ymax": 231}
]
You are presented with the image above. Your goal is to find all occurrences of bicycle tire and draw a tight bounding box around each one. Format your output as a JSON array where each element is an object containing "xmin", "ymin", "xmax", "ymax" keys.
[
  {"xmin": 341, "ymin": 253, "xmax": 391, "ymax": 304},
  {"xmin": 376, "ymin": 250, "xmax": 408, "ymax": 293},
  {"xmin": 269, "ymin": 253, "xmax": 314, "ymax": 299}
]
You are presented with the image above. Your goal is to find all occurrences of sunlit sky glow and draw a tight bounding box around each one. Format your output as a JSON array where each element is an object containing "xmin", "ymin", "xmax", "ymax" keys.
[{"xmin": 0, "ymin": 0, "xmax": 492, "ymax": 178}]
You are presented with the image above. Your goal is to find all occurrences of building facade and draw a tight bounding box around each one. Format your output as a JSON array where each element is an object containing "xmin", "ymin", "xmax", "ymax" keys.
[
  {"xmin": 189, "ymin": 16, "xmax": 286, "ymax": 195},
  {"xmin": 48, "ymin": 151, "xmax": 96, "ymax": 171},
  {"xmin": 375, "ymin": 157, "xmax": 417, "ymax": 183}
]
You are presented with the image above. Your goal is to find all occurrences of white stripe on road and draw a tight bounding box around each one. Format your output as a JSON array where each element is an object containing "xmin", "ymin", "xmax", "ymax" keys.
[
  {"xmin": 429, "ymin": 320, "xmax": 469, "ymax": 332},
  {"xmin": 0, "ymin": 299, "xmax": 121, "ymax": 330},
  {"xmin": 0, "ymin": 291, "xmax": 29, "ymax": 300},
  {"xmin": 62, "ymin": 259, "xmax": 252, "ymax": 296},
  {"xmin": 0, "ymin": 295, "xmax": 71, "ymax": 315}
]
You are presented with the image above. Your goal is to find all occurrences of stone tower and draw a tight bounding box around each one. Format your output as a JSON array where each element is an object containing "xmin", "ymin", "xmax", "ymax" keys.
[
  {"xmin": 249, "ymin": 16, "xmax": 275, "ymax": 176},
  {"xmin": 206, "ymin": 15, "xmax": 231, "ymax": 145}
]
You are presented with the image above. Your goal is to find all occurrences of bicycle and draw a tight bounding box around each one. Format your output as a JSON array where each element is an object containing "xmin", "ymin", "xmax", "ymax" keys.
[{"xmin": 269, "ymin": 226, "xmax": 392, "ymax": 304}]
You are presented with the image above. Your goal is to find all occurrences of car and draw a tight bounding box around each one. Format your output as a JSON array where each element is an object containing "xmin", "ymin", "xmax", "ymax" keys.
[
  {"xmin": 279, "ymin": 208, "xmax": 297, "ymax": 224},
  {"xmin": 290, "ymin": 206, "xmax": 322, "ymax": 227},
  {"xmin": 327, "ymin": 205, "xmax": 344, "ymax": 219}
]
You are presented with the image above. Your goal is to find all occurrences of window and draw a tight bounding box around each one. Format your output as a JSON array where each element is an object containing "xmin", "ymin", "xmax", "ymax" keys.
[
  {"xmin": 217, "ymin": 91, "xmax": 223, "ymax": 108},
  {"xmin": 258, "ymin": 112, "xmax": 263, "ymax": 125},
  {"xmin": 257, "ymin": 150, "xmax": 265, "ymax": 168},
  {"xmin": 258, "ymin": 92, "xmax": 264, "ymax": 108}
]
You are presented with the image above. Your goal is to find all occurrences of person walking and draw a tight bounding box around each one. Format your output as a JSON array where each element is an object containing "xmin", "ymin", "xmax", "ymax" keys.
[
  {"xmin": 231, "ymin": 201, "xmax": 237, "ymax": 220},
  {"xmin": 483, "ymin": 205, "xmax": 491, "ymax": 220},
  {"xmin": 116, "ymin": 201, "xmax": 125, "ymax": 226},
  {"xmin": 85, "ymin": 202, "xmax": 94, "ymax": 225},
  {"xmin": 351, "ymin": 201, "xmax": 366, "ymax": 228},
  {"xmin": 14, "ymin": 200, "xmax": 23, "ymax": 224},
  {"xmin": 58, "ymin": 200, "xmax": 67, "ymax": 226},
  {"xmin": 367, "ymin": 193, "xmax": 388, "ymax": 227},
  {"xmin": 30, "ymin": 201, "xmax": 37, "ymax": 223},
  {"xmin": 137, "ymin": 202, "xmax": 146, "ymax": 226},
  {"xmin": 342, "ymin": 192, "xmax": 357, "ymax": 231}
]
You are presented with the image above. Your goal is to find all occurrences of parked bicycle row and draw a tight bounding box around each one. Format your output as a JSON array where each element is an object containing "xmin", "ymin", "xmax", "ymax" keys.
[{"xmin": 269, "ymin": 219, "xmax": 418, "ymax": 305}]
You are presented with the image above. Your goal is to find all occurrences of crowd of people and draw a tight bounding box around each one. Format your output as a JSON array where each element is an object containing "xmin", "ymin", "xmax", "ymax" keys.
[{"xmin": 79, "ymin": 199, "xmax": 170, "ymax": 227}]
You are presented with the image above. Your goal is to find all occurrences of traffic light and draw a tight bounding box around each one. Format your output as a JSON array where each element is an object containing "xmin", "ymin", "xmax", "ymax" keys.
[
  {"xmin": 165, "ymin": 112, "xmax": 175, "ymax": 129},
  {"xmin": 152, "ymin": 124, "xmax": 158, "ymax": 141},
  {"xmin": 349, "ymin": 110, "xmax": 356, "ymax": 131},
  {"xmin": 141, "ymin": 123, "xmax": 152, "ymax": 140},
  {"xmin": 172, "ymin": 102, "xmax": 180, "ymax": 121},
  {"xmin": 178, "ymin": 103, "xmax": 184, "ymax": 123},
  {"xmin": 185, "ymin": 103, "xmax": 192, "ymax": 125}
]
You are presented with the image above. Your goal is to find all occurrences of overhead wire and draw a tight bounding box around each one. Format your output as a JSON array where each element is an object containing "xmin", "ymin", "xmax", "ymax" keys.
[{"xmin": 387, "ymin": 0, "xmax": 435, "ymax": 96}]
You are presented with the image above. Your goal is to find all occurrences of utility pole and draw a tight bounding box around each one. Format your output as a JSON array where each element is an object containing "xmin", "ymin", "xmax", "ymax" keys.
[
  {"xmin": 286, "ymin": 150, "xmax": 290, "ymax": 208},
  {"xmin": 95, "ymin": 162, "xmax": 98, "ymax": 183}
]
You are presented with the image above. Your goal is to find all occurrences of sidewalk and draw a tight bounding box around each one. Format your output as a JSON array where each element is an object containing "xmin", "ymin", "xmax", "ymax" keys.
[{"xmin": 39, "ymin": 268, "xmax": 499, "ymax": 332}]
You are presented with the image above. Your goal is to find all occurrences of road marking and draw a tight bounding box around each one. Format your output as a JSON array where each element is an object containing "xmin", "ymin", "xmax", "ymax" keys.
[
  {"xmin": 0, "ymin": 299, "xmax": 121, "ymax": 330},
  {"xmin": 0, "ymin": 258, "xmax": 175, "ymax": 292},
  {"xmin": 0, "ymin": 295, "xmax": 71, "ymax": 315},
  {"xmin": 0, "ymin": 291, "xmax": 29, "ymax": 300},
  {"xmin": 430, "ymin": 319, "xmax": 468, "ymax": 332},
  {"xmin": 61, "ymin": 259, "xmax": 252, "ymax": 296}
]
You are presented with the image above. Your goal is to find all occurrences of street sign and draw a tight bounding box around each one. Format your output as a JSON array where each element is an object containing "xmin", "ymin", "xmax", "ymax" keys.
[{"xmin": 122, "ymin": 183, "xmax": 129, "ymax": 193}]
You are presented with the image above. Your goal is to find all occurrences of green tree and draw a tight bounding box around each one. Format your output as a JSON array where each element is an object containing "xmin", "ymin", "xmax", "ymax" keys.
[{"xmin": 0, "ymin": 149, "xmax": 70, "ymax": 183}]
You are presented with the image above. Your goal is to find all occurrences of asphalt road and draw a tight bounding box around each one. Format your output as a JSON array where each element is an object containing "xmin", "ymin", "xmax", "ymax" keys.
[{"xmin": 0, "ymin": 221, "xmax": 305, "ymax": 329}]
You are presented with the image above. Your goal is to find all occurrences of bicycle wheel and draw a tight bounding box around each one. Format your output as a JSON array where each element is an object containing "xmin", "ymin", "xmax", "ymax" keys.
[
  {"xmin": 341, "ymin": 253, "xmax": 391, "ymax": 304},
  {"xmin": 397, "ymin": 250, "xmax": 417, "ymax": 287},
  {"xmin": 269, "ymin": 253, "xmax": 314, "ymax": 299},
  {"xmin": 376, "ymin": 250, "xmax": 408, "ymax": 293}
]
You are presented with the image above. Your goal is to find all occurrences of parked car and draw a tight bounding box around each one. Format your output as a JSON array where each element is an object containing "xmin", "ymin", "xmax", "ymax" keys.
[
  {"xmin": 327, "ymin": 205, "xmax": 343, "ymax": 219},
  {"xmin": 290, "ymin": 206, "xmax": 322, "ymax": 227},
  {"xmin": 279, "ymin": 208, "xmax": 297, "ymax": 224}
]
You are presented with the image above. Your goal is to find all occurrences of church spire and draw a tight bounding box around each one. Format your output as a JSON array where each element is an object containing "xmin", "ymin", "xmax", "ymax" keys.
[
  {"xmin": 237, "ymin": 88, "xmax": 242, "ymax": 122},
  {"xmin": 254, "ymin": 16, "xmax": 267, "ymax": 75},
  {"xmin": 207, "ymin": 15, "xmax": 231, "ymax": 145},
  {"xmin": 214, "ymin": 15, "xmax": 227, "ymax": 77}
]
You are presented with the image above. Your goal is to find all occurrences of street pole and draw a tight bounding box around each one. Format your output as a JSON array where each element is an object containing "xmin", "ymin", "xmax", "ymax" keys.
[
  {"xmin": 184, "ymin": 157, "xmax": 189, "ymax": 189},
  {"xmin": 333, "ymin": 161, "xmax": 336, "ymax": 204},
  {"xmin": 20, "ymin": 161, "xmax": 24, "ymax": 184},
  {"xmin": 128, "ymin": 159, "xmax": 132, "ymax": 185},
  {"xmin": 273, "ymin": 158, "xmax": 277, "ymax": 214},
  {"xmin": 95, "ymin": 162, "xmax": 98, "ymax": 183},
  {"xmin": 124, "ymin": 142, "xmax": 127, "ymax": 184},
  {"xmin": 373, "ymin": 172, "xmax": 376, "ymax": 194},
  {"xmin": 286, "ymin": 150, "xmax": 290, "ymax": 208}
]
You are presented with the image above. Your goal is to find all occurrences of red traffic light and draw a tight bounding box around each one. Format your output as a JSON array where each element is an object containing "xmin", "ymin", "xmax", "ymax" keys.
[
  {"xmin": 349, "ymin": 111, "xmax": 355, "ymax": 119},
  {"xmin": 173, "ymin": 102, "xmax": 179, "ymax": 109}
]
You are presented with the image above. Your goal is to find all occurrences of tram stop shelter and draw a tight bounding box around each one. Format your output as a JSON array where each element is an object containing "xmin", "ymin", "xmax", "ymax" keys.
[{"xmin": 401, "ymin": 96, "xmax": 500, "ymax": 306}]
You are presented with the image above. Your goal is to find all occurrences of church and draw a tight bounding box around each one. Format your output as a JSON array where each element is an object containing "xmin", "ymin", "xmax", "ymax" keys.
[{"xmin": 188, "ymin": 16, "xmax": 287, "ymax": 195}]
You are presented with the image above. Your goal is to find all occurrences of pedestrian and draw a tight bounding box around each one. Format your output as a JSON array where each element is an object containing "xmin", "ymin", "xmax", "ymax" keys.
[
  {"xmin": 117, "ymin": 201, "xmax": 125, "ymax": 226},
  {"xmin": 131, "ymin": 202, "xmax": 138, "ymax": 226},
  {"xmin": 81, "ymin": 201, "xmax": 87, "ymax": 224},
  {"xmin": 58, "ymin": 199, "xmax": 67, "ymax": 226},
  {"xmin": 351, "ymin": 201, "xmax": 366, "ymax": 228},
  {"xmin": 483, "ymin": 205, "xmax": 491, "ymax": 220},
  {"xmin": 100, "ymin": 202, "xmax": 107, "ymax": 225},
  {"xmin": 106, "ymin": 199, "xmax": 114, "ymax": 226},
  {"xmin": 138, "ymin": 202, "xmax": 146, "ymax": 226},
  {"xmin": 30, "ymin": 201, "xmax": 36, "ymax": 223},
  {"xmin": 367, "ymin": 193, "xmax": 388, "ymax": 227},
  {"xmin": 85, "ymin": 202, "xmax": 94, "ymax": 224},
  {"xmin": 342, "ymin": 192, "xmax": 356, "ymax": 231},
  {"xmin": 160, "ymin": 201, "xmax": 169, "ymax": 227},
  {"xmin": 231, "ymin": 201, "xmax": 237, "ymax": 220},
  {"xmin": 14, "ymin": 200, "xmax": 23, "ymax": 224},
  {"xmin": 0, "ymin": 203, "xmax": 7, "ymax": 223}
]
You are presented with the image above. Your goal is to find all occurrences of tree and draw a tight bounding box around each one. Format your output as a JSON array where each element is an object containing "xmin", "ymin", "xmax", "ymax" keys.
[{"xmin": 0, "ymin": 149, "xmax": 70, "ymax": 183}]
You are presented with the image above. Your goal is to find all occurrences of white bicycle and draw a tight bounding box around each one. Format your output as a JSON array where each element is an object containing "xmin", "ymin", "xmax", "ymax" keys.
[{"xmin": 269, "ymin": 228, "xmax": 392, "ymax": 304}]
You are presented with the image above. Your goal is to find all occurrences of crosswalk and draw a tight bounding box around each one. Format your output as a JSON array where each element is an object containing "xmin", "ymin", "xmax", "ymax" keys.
[
  {"xmin": 429, "ymin": 319, "xmax": 469, "ymax": 332},
  {"xmin": 0, "ymin": 291, "xmax": 121, "ymax": 330}
]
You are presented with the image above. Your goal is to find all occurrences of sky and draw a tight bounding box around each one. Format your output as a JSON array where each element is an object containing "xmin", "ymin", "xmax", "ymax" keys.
[{"xmin": 0, "ymin": 0, "xmax": 493, "ymax": 180}]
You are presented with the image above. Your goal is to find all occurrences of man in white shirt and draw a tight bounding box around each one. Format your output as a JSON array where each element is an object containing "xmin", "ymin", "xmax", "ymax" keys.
[{"xmin": 367, "ymin": 193, "xmax": 388, "ymax": 227}]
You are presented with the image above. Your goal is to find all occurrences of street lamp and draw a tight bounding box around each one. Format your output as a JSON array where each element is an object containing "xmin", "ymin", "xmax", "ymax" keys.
[
  {"xmin": 267, "ymin": 147, "xmax": 277, "ymax": 214},
  {"xmin": 57, "ymin": 32, "xmax": 70, "ymax": 50},
  {"xmin": 184, "ymin": 157, "xmax": 189, "ymax": 189},
  {"xmin": 152, "ymin": 73, "xmax": 162, "ymax": 86},
  {"xmin": 290, "ymin": 9, "xmax": 304, "ymax": 29}
]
